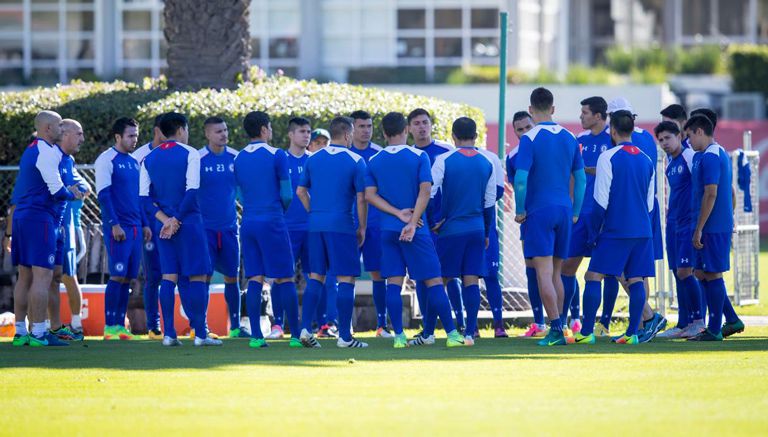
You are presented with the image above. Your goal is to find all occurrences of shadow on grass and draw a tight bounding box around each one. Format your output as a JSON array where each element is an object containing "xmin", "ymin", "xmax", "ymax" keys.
[{"xmin": 2, "ymin": 335, "xmax": 767, "ymax": 370}]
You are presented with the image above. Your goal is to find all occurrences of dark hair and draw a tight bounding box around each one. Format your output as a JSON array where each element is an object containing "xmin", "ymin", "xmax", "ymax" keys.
[
  {"xmin": 660, "ymin": 104, "xmax": 687, "ymax": 121},
  {"xmin": 204, "ymin": 116, "xmax": 225, "ymax": 126},
  {"xmin": 512, "ymin": 111, "xmax": 532, "ymax": 123},
  {"xmin": 683, "ymin": 114, "xmax": 714, "ymax": 136},
  {"xmin": 381, "ymin": 112, "xmax": 407, "ymax": 137},
  {"xmin": 609, "ymin": 110, "xmax": 634, "ymax": 136},
  {"xmin": 654, "ymin": 121, "xmax": 680, "ymax": 137},
  {"xmin": 153, "ymin": 114, "xmax": 164, "ymax": 128},
  {"xmin": 243, "ymin": 111, "xmax": 270, "ymax": 138},
  {"xmin": 407, "ymin": 108, "xmax": 432, "ymax": 124},
  {"xmin": 111, "ymin": 117, "xmax": 139, "ymax": 138},
  {"xmin": 329, "ymin": 116, "xmax": 354, "ymax": 139},
  {"xmin": 689, "ymin": 108, "xmax": 717, "ymax": 130},
  {"xmin": 159, "ymin": 112, "xmax": 187, "ymax": 138},
  {"xmin": 580, "ymin": 96, "xmax": 608, "ymax": 120},
  {"xmin": 288, "ymin": 117, "xmax": 310, "ymax": 131},
  {"xmin": 452, "ymin": 117, "xmax": 477, "ymax": 141},
  {"xmin": 349, "ymin": 110, "xmax": 372, "ymax": 121},
  {"xmin": 530, "ymin": 87, "xmax": 554, "ymax": 112}
]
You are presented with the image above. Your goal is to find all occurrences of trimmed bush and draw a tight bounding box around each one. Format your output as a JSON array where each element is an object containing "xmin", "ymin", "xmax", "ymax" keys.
[
  {"xmin": 729, "ymin": 44, "xmax": 768, "ymax": 97},
  {"xmin": 678, "ymin": 45, "xmax": 725, "ymax": 74},
  {"xmin": 0, "ymin": 76, "xmax": 486, "ymax": 165},
  {"xmin": 445, "ymin": 65, "xmax": 528, "ymax": 85}
]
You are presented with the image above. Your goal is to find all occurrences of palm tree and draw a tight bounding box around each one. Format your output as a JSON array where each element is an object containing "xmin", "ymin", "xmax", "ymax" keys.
[{"xmin": 164, "ymin": 0, "xmax": 252, "ymax": 89}]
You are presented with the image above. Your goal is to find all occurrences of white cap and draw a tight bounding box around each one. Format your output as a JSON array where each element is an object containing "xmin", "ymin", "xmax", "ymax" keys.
[{"xmin": 607, "ymin": 97, "xmax": 634, "ymax": 114}]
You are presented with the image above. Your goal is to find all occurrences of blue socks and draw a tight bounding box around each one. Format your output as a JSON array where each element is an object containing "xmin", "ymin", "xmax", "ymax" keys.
[
  {"xmin": 525, "ymin": 267, "xmax": 544, "ymax": 325},
  {"xmin": 159, "ymin": 279, "xmax": 177, "ymax": 338},
  {"xmin": 325, "ymin": 276, "xmax": 338, "ymax": 324},
  {"xmin": 446, "ymin": 279, "xmax": 464, "ymax": 328},
  {"xmin": 560, "ymin": 275, "xmax": 576, "ymax": 326},
  {"xmin": 626, "ymin": 281, "xmax": 646, "ymax": 336},
  {"xmin": 484, "ymin": 269, "xmax": 504, "ymax": 324},
  {"xmin": 223, "ymin": 282, "xmax": 241, "ymax": 330},
  {"xmin": 246, "ymin": 280, "xmax": 263, "ymax": 339},
  {"xmin": 270, "ymin": 283, "xmax": 284, "ymax": 328},
  {"xmin": 143, "ymin": 276, "xmax": 161, "ymax": 332},
  {"xmin": 415, "ymin": 281, "xmax": 428, "ymax": 325},
  {"xmin": 699, "ymin": 279, "xmax": 709, "ymax": 322},
  {"xmin": 301, "ymin": 279, "xmax": 323, "ymax": 332},
  {"xmin": 187, "ymin": 280, "xmax": 208, "ymax": 339},
  {"xmin": 705, "ymin": 278, "xmax": 727, "ymax": 334},
  {"xmin": 425, "ymin": 284, "xmax": 456, "ymax": 336},
  {"xmin": 117, "ymin": 282, "xmax": 130, "ymax": 325},
  {"xmin": 104, "ymin": 280, "xmax": 122, "ymax": 327},
  {"xmin": 674, "ymin": 274, "xmax": 689, "ymax": 329},
  {"xmin": 570, "ymin": 280, "xmax": 581, "ymax": 321},
  {"xmin": 372, "ymin": 280, "xmax": 387, "ymax": 328},
  {"xmin": 580, "ymin": 280, "xmax": 601, "ymax": 336},
  {"xmin": 277, "ymin": 282, "xmax": 299, "ymax": 339},
  {"xmin": 684, "ymin": 275, "xmax": 703, "ymax": 320},
  {"xmin": 386, "ymin": 283, "xmax": 403, "ymax": 334},
  {"xmin": 462, "ymin": 284, "xmax": 481, "ymax": 338},
  {"xmin": 549, "ymin": 318, "xmax": 563, "ymax": 333},
  {"xmin": 336, "ymin": 282, "xmax": 355, "ymax": 342},
  {"xmin": 315, "ymin": 278, "xmax": 328, "ymax": 326},
  {"xmin": 599, "ymin": 276, "xmax": 619, "ymax": 328}
]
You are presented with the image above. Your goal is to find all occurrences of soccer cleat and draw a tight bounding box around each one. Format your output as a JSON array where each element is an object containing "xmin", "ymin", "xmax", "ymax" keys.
[
  {"xmin": 680, "ymin": 320, "xmax": 706, "ymax": 338},
  {"xmin": 189, "ymin": 329, "xmax": 219, "ymax": 340},
  {"xmin": 65, "ymin": 325, "xmax": 85, "ymax": 341},
  {"xmin": 613, "ymin": 334, "xmax": 639, "ymax": 344},
  {"xmin": 376, "ymin": 326, "xmax": 394, "ymax": 338},
  {"xmin": 289, "ymin": 338, "xmax": 303, "ymax": 348},
  {"xmin": 519, "ymin": 324, "xmax": 548, "ymax": 338},
  {"xmin": 337, "ymin": 337, "xmax": 368, "ymax": 348},
  {"xmin": 446, "ymin": 331, "xmax": 465, "ymax": 347},
  {"xmin": 537, "ymin": 329, "xmax": 567, "ymax": 346},
  {"xmin": 570, "ymin": 332, "xmax": 596, "ymax": 345},
  {"xmin": 229, "ymin": 327, "xmax": 251, "ymax": 338},
  {"xmin": 393, "ymin": 333, "xmax": 408, "ymax": 349},
  {"xmin": 493, "ymin": 322, "xmax": 509, "ymax": 338},
  {"xmin": 563, "ymin": 327, "xmax": 574, "ymax": 338},
  {"xmin": 656, "ymin": 327, "xmax": 686, "ymax": 339},
  {"xmin": 161, "ymin": 336, "xmax": 182, "ymax": 347},
  {"xmin": 41, "ymin": 332, "xmax": 69, "ymax": 346},
  {"xmin": 51, "ymin": 326, "xmax": 78, "ymax": 341},
  {"xmin": 687, "ymin": 329, "xmax": 723, "ymax": 342},
  {"xmin": 317, "ymin": 324, "xmax": 337, "ymax": 338},
  {"xmin": 463, "ymin": 335, "xmax": 475, "ymax": 346},
  {"xmin": 28, "ymin": 334, "xmax": 49, "ymax": 347},
  {"xmin": 12, "ymin": 334, "xmax": 29, "ymax": 347},
  {"xmin": 412, "ymin": 330, "xmax": 424, "ymax": 339},
  {"xmin": 299, "ymin": 328, "xmax": 321, "ymax": 348},
  {"xmin": 194, "ymin": 336, "xmax": 223, "ymax": 346},
  {"xmin": 643, "ymin": 313, "xmax": 667, "ymax": 340},
  {"xmin": 408, "ymin": 334, "xmax": 435, "ymax": 347},
  {"xmin": 103, "ymin": 326, "xmax": 119, "ymax": 340},
  {"xmin": 569, "ymin": 319, "xmax": 582, "ymax": 335},
  {"xmin": 116, "ymin": 326, "xmax": 137, "ymax": 340},
  {"xmin": 721, "ymin": 319, "xmax": 745, "ymax": 338},
  {"xmin": 594, "ymin": 322, "xmax": 611, "ymax": 337},
  {"xmin": 248, "ymin": 338, "xmax": 268, "ymax": 348},
  {"xmin": 148, "ymin": 328, "xmax": 164, "ymax": 340},
  {"xmin": 266, "ymin": 325, "xmax": 284, "ymax": 339}
]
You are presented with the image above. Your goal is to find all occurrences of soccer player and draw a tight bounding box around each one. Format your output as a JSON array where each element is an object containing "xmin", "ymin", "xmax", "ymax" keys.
[
  {"xmin": 574, "ymin": 110, "xmax": 655, "ymax": 345},
  {"xmin": 347, "ymin": 110, "xmax": 390, "ymax": 338},
  {"xmin": 233, "ymin": 111, "xmax": 300, "ymax": 348},
  {"xmin": 308, "ymin": 128, "xmax": 330, "ymax": 153},
  {"xmin": 513, "ymin": 87, "xmax": 586, "ymax": 346},
  {"xmin": 96, "ymin": 117, "xmax": 151, "ymax": 340},
  {"xmin": 10, "ymin": 110, "xmax": 84, "ymax": 347},
  {"xmin": 508, "ymin": 111, "xmax": 548, "ymax": 338},
  {"xmin": 654, "ymin": 121, "xmax": 706, "ymax": 338},
  {"xmin": 660, "ymin": 104, "xmax": 689, "ymax": 149},
  {"xmin": 297, "ymin": 116, "xmax": 368, "ymax": 348},
  {"xmin": 685, "ymin": 115, "xmax": 744, "ymax": 341},
  {"xmin": 60, "ymin": 197, "xmax": 85, "ymax": 337},
  {"xmin": 407, "ymin": 108, "xmax": 466, "ymax": 335},
  {"xmin": 365, "ymin": 111, "xmax": 465, "ymax": 348},
  {"xmin": 140, "ymin": 112, "xmax": 221, "ymax": 347},
  {"xmin": 132, "ymin": 114, "xmax": 165, "ymax": 339},
  {"xmin": 429, "ymin": 117, "xmax": 497, "ymax": 346}
]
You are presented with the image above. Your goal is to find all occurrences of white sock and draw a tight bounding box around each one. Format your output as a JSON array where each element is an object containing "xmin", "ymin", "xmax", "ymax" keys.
[
  {"xmin": 15, "ymin": 321, "xmax": 28, "ymax": 336},
  {"xmin": 31, "ymin": 322, "xmax": 47, "ymax": 337},
  {"xmin": 71, "ymin": 315, "xmax": 82, "ymax": 330},
  {"xmin": 44, "ymin": 319, "xmax": 51, "ymax": 330}
]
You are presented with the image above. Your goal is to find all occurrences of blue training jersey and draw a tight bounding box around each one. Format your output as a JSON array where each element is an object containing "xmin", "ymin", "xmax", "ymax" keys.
[
  {"xmin": 365, "ymin": 145, "xmax": 432, "ymax": 235},
  {"xmin": 349, "ymin": 142, "xmax": 383, "ymax": 229},
  {"xmin": 140, "ymin": 140, "xmax": 203, "ymax": 225},
  {"xmin": 515, "ymin": 122, "xmax": 584, "ymax": 213},
  {"xmin": 95, "ymin": 147, "xmax": 143, "ymax": 227},
  {"xmin": 577, "ymin": 126, "xmax": 611, "ymax": 213},
  {"xmin": 431, "ymin": 147, "xmax": 496, "ymax": 237},
  {"xmin": 593, "ymin": 143, "xmax": 655, "ymax": 239},
  {"xmin": 691, "ymin": 143, "xmax": 733, "ymax": 234},
  {"xmin": 299, "ymin": 145, "xmax": 366, "ymax": 234},
  {"xmin": 285, "ymin": 151, "xmax": 310, "ymax": 231},
  {"xmin": 415, "ymin": 139, "xmax": 453, "ymax": 225},
  {"xmin": 505, "ymin": 146, "xmax": 518, "ymax": 183},
  {"xmin": 665, "ymin": 147, "xmax": 695, "ymax": 228},
  {"xmin": 198, "ymin": 145, "xmax": 238, "ymax": 231},
  {"xmin": 234, "ymin": 141, "xmax": 290, "ymax": 222}
]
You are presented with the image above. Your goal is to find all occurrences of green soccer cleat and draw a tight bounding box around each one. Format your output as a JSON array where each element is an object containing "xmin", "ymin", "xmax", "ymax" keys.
[
  {"xmin": 116, "ymin": 326, "xmax": 137, "ymax": 340},
  {"xmin": 687, "ymin": 329, "xmax": 723, "ymax": 342},
  {"xmin": 249, "ymin": 338, "xmax": 269, "ymax": 348},
  {"xmin": 29, "ymin": 334, "xmax": 49, "ymax": 347},
  {"xmin": 613, "ymin": 334, "xmax": 639, "ymax": 344},
  {"xmin": 289, "ymin": 338, "xmax": 303, "ymax": 348},
  {"xmin": 721, "ymin": 319, "xmax": 745, "ymax": 338},
  {"xmin": 229, "ymin": 327, "xmax": 251, "ymax": 338},
  {"xmin": 537, "ymin": 329, "xmax": 567, "ymax": 346},
  {"xmin": 393, "ymin": 333, "xmax": 408, "ymax": 349},
  {"xmin": 103, "ymin": 325, "xmax": 119, "ymax": 340},
  {"xmin": 12, "ymin": 334, "xmax": 29, "ymax": 347},
  {"xmin": 571, "ymin": 332, "xmax": 596, "ymax": 345},
  {"xmin": 446, "ymin": 330, "xmax": 465, "ymax": 347}
]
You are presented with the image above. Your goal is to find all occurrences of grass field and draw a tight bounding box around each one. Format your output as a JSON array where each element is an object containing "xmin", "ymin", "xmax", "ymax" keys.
[{"xmin": 2, "ymin": 327, "xmax": 767, "ymax": 435}]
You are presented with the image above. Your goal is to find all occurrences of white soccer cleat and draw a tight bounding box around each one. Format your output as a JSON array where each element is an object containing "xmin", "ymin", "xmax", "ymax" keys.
[
  {"xmin": 194, "ymin": 336, "xmax": 223, "ymax": 346},
  {"xmin": 656, "ymin": 326, "xmax": 686, "ymax": 339},
  {"xmin": 375, "ymin": 327, "xmax": 394, "ymax": 338},
  {"xmin": 162, "ymin": 336, "xmax": 182, "ymax": 347},
  {"xmin": 266, "ymin": 325, "xmax": 284, "ymax": 339},
  {"xmin": 407, "ymin": 334, "xmax": 435, "ymax": 347},
  {"xmin": 680, "ymin": 320, "xmax": 706, "ymax": 338},
  {"xmin": 300, "ymin": 328, "xmax": 321, "ymax": 348},
  {"xmin": 463, "ymin": 335, "xmax": 475, "ymax": 346},
  {"xmin": 337, "ymin": 337, "xmax": 368, "ymax": 348}
]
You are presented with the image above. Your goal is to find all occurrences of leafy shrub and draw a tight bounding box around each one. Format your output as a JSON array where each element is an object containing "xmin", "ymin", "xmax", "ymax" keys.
[
  {"xmin": 564, "ymin": 65, "xmax": 621, "ymax": 85},
  {"xmin": 679, "ymin": 45, "xmax": 724, "ymax": 74},
  {"xmin": 728, "ymin": 44, "xmax": 768, "ymax": 94},
  {"xmin": 445, "ymin": 65, "xmax": 529, "ymax": 85}
]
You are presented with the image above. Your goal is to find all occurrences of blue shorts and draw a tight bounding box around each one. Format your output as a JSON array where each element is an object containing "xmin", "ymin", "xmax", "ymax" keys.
[
  {"xmin": 381, "ymin": 231, "xmax": 442, "ymax": 281},
  {"xmin": 142, "ymin": 230, "xmax": 162, "ymax": 283},
  {"xmin": 308, "ymin": 231, "xmax": 360, "ymax": 277},
  {"xmin": 360, "ymin": 227, "xmax": 382, "ymax": 272},
  {"xmin": 157, "ymin": 221, "xmax": 212, "ymax": 277},
  {"xmin": 241, "ymin": 220, "xmax": 294, "ymax": 279},
  {"xmin": 651, "ymin": 205, "xmax": 663, "ymax": 260},
  {"xmin": 485, "ymin": 230, "xmax": 499, "ymax": 272},
  {"xmin": 54, "ymin": 227, "xmax": 65, "ymax": 267},
  {"xmin": 568, "ymin": 212, "xmax": 594, "ymax": 258},
  {"xmin": 518, "ymin": 222, "xmax": 526, "ymax": 242},
  {"xmin": 289, "ymin": 229, "xmax": 310, "ymax": 272},
  {"xmin": 523, "ymin": 206, "xmax": 572, "ymax": 259},
  {"xmin": 104, "ymin": 224, "xmax": 143, "ymax": 279},
  {"xmin": 11, "ymin": 218, "xmax": 57, "ymax": 269},
  {"xmin": 694, "ymin": 232, "xmax": 731, "ymax": 273},
  {"xmin": 61, "ymin": 224, "xmax": 77, "ymax": 276},
  {"xmin": 437, "ymin": 231, "xmax": 486, "ymax": 278},
  {"xmin": 666, "ymin": 222, "xmax": 694, "ymax": 270},
  {"xmin": 589, "ymin": 237, "xmax": 654, "ymax": 279},
  {"xmin": 206, "ymin": 227, "xmax": 240, "ymax": 278}
]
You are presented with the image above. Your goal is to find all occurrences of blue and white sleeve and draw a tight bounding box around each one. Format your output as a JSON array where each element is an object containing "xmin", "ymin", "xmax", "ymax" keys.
[{"xmin": 35, "ymin": 144, "xmax": 72, "ymax": 200}]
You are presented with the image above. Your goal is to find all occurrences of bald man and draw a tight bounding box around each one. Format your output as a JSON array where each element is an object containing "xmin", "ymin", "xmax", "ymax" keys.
[{"xmin": 9, "ymin": 111, "xmax": 85, "ymax": 347}]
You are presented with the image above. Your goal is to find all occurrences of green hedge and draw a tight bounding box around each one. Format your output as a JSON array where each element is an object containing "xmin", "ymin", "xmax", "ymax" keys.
[
  {"xmin": 0, "ymin": 75, "xmax": 486, "ymax": 165},
  {"xmin": 729, "ymin": 44, "xmax": 768, "ymax": 100}
]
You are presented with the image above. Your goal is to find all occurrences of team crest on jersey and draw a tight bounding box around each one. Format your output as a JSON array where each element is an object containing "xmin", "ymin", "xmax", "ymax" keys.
[
  {"xmin": 145, "ymin": 241, "xmax": 155, "ymax": 251},
  {"xmin": 115, "ymin": 262, "xmax": 125, "ymax": 272},
  {"xmin": 48, "ymin": 254, "xmax": 55, "ymax": 265},
  {"xmin": 677, "ymin": 165, "xmax": 683, "ymax": 174},
  {"xmin": 229, "ymin": 163, "xmax": 234, "ymax": 172}
]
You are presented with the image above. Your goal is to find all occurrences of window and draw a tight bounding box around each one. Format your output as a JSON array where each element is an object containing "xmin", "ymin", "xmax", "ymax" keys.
[
  {"xmin": 435, "ymin": 8, "xmax": 461, "ymax": 29},
  {"xmin": 118, "ymin": 0, "xmax": 164, "ymax": 78},
  {"xmin": 760, "ymin": 0, "xmax": 768, "ymax": 41},
  {"xmin": 434, "ymin": 37, "xmax": 462, "ymax": 57},
  {"xmin": 397, "ymin": 37, "xmax": 425, "ymax": 58},
  {"xmin": 471, "ymin": 37, "xmax": 499, "ymax": 57},
  {"xmin": 249, "ymin": 0, "xmax": 300, "ymax": 75},
  {"xmin": 683, "ymin": 0, "xmax": 712, "ymax": 36},
  {"xmin": 397, "ymin": 9, "xmax": 425, "ymax": 29},
  {"xmin": 471, "ymin": 8, "xmax": 498, "ymax": 29},
  {"xmin": 717, "ymin": 0, "xmax": 748, "ymax": 36},
  {"xmin": 269, "ymin": 37, "xmax": 298, "ymax": 59}
]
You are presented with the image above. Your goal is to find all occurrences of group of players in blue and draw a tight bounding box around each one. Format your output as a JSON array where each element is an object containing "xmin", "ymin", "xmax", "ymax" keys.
[{"xmin": 7, "ymin": 85, "xmax": 745, "ymax": 348}]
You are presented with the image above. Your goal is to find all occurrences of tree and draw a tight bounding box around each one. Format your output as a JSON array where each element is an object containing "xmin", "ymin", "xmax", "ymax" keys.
[{"xmin": 164, "ymin": 0, "xmax": 252, "ymax": 89}]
